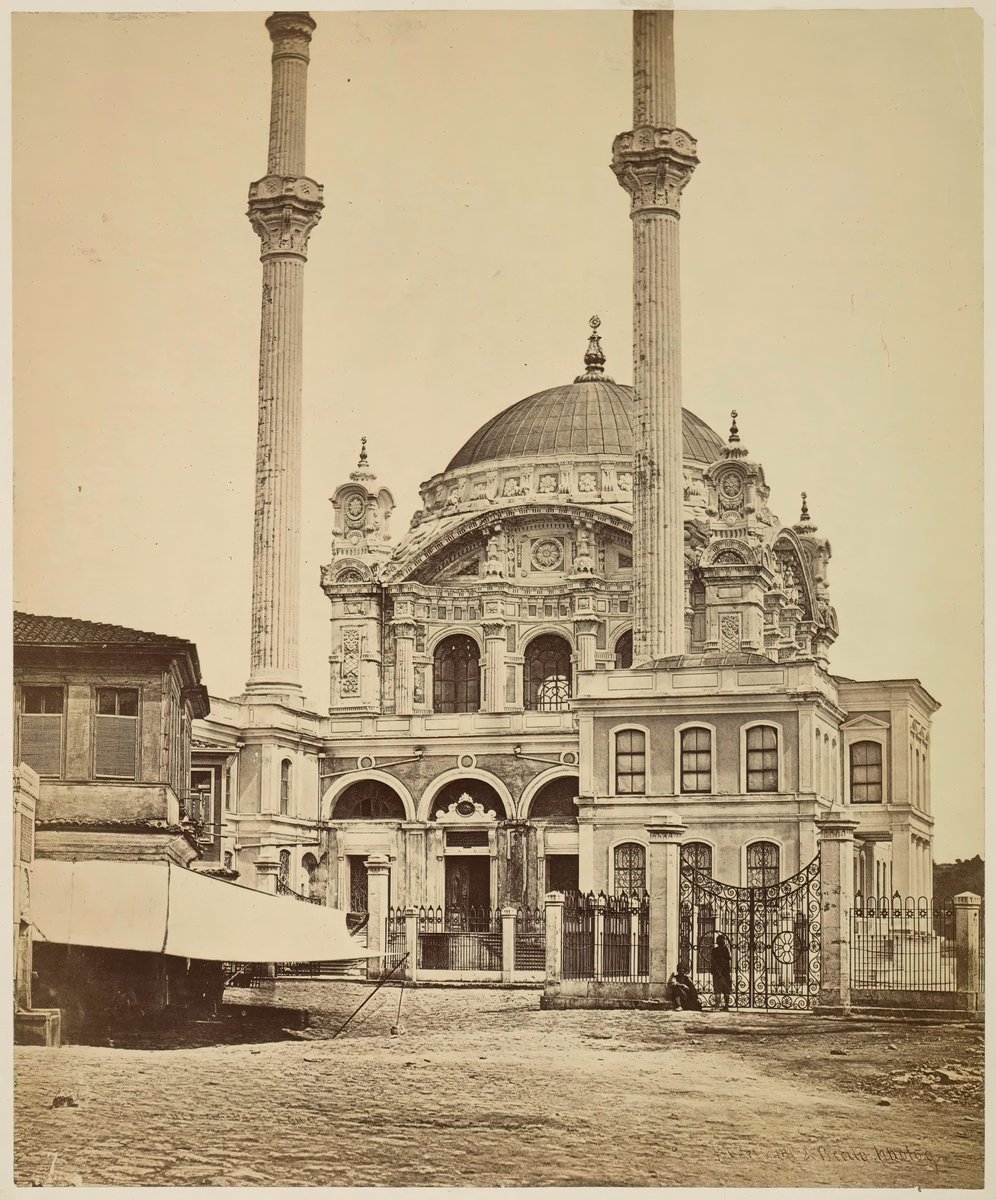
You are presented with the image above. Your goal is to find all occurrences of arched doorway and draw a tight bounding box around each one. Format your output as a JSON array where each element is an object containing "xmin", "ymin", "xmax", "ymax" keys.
[
  {"xmin": 331, "ymin": 780, "xmax": 407, "ymax": 912},
  {"xmin": 430, "ymin": 778, "xmax": 506, "ymax": 927},
  {"xmin": 528, "ymin": 775, "xmax": 580, "ymax": 893},
  {"xmin": 614, "ymin": 629, "xmax": 633, "ymax": 670}
]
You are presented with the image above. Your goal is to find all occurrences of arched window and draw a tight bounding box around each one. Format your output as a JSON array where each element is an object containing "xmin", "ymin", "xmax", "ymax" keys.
[
  {"xmin": 528, "ymin": 776, "xmax": 580, "ymax": 821},
  {"xmin": 433, "ymin": 635, "xmax": 480, "ymax": 713},
  {"xmin": 681, "ymin": 842, "xmax": 713, "ymax": 877},
  {"xmin": 613, "ymin": 842, "xmax": 646, "ymax": 895},
  {"xmin": 524, "ymin": 635, "xmax": 572, "ymax": 711},
  {"xmin": 850, "ymin": 740, "xmax": 883, "ymax": 804},
  {"xmin": 278, "ymin": 849, "xmax": 291, "ymax": 884},
  {"xmin": 280, "ymin": 759, "xmax": 292, "ymax": 815},
  {"xmin": 746, "ymin": 841, "xmax": 780, "ymax": 888},
  {"xmin": 745, "ymin": 725, "xmax": 779, "ymax": 792},
  {"xmin": 680, "ymin": 727, "xmax": 712, "ymax": 793},
  {"xmin": 614, "ymin": 629, "xmax": 633, "ymax": 670},
  {"xmin": 332, "ymin": 779, "xmax": 407, "ymax": 820},
  {"xmin": 614, "ymin": 728, "xmax": 646, "ymax": 795}
]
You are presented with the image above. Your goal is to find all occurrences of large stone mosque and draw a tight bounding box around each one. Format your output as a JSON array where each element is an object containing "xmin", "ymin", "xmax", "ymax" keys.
[{"xmin": 190, "ymin": 11, "xmax": 937, "ymax": 933}]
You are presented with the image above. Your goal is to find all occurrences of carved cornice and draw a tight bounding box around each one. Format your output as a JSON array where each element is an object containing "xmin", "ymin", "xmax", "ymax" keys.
[
  {"xmin": 611, "ymin": 126, "xmax": 699, "ymax": 218},
  {"xmin": 247, "ymin": 175, "xmax": 324, "ymax": 260}
]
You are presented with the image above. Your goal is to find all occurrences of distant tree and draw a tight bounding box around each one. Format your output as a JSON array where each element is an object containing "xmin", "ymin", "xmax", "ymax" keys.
[{"xmin": 932, "ymin": 855, "xmax": 984, "ymax": 898}]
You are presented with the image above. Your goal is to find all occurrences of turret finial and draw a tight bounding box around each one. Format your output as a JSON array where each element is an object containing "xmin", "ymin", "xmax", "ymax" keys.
[
  {"xmin": 723, "ymin": 409, "xmax": 749, "ymax": 459},
  {"xmin": 794, "ymin": 490, "xmax": 817, "ymax": 534},
  {"xmin": 574, "ymin": 315, "xmax": 615, "ymax": 383},
  {"xmin": 358, "ymin": 436, "xmax": 368, "ymax": 468}
]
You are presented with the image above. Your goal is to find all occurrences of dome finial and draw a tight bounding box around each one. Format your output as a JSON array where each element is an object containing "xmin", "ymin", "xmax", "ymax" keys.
[
  {"xmin": 574, "ymin": 315, "xmax": 614, "ymax": 383},
  {"xmin": 723, "ymin": 409, "xmax": 749, "ymax": 459},
  {"xmin": 350, "ymin": 435, "xmax": 376, "ymax": 482},
  {"xmin": 794, "ymin": 490, "xmax": 817, "ymax": 534},
  {"xmin": 358, "ymin": 436, "xmax": 368, "ymax": 469}
]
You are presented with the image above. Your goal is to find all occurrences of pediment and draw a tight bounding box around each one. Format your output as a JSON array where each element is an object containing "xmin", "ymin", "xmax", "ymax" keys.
[{"xmin": 840, "ymin": 714, "xmax": 891, "ymax": 732}]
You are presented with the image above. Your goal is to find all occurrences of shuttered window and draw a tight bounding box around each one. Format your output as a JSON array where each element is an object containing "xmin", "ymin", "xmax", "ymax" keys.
[
  {"xmin": 19, "ymin": 686, "xmax": 65, "ymax": 778},
  {"xmin": 95, "ymin": 688, "xmax": 139, "ymax": 779},
  {"xmin": 19, "ymin": 812, "xmax": 34, "ymax": 863}
]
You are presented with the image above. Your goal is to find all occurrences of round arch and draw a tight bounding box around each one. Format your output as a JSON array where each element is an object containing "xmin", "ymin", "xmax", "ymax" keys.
[
  {"xmin": 516, "ymin": 623, "xmax": 576, "ymax": 655},
  {"xmin": 418, "ymin": 767, "xmax": 515, "ymax": 823},
  {"xmin": 426, "ymin": 624, "xmax": 485, "ymax": 655},
  {"xmin": 519, "ymin": 766, "xmax": 581, "ymax": 820},
  {"xmin": 323, "ymin": 769, "xmax": 416, "ymax": 822}
]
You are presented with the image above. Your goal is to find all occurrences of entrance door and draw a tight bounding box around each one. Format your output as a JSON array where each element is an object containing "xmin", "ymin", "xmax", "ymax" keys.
[
  {"xmin": 547, "ymin": 855, "xmax": 579, "ymax": 893},
  {"xmin": 445, "ymin": 857, "xmax": 490, "ymax": 930}
]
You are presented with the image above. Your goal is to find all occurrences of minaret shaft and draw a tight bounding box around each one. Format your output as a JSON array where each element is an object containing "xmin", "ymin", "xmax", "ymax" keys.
[
  {"xmin": 246, "ymin": 12, "xmax": 324, "ymax": 701},
  {"xmin": 612, "ymin": 9, "xmax": 698, "ymax": 663}
]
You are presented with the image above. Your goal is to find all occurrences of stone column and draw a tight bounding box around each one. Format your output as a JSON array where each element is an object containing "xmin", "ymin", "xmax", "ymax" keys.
[
  {"xmin": 574, "ymin": 618, "xmax": 599, "ymax": 674},
  {"xmin": 245, "ymin": 12, "xmax": 324, "ymax": 702},
  {"xmin": 254, "ymin": 853, "xmax": 279, "ymax": 895},
  {"xmin": 544, "ymin": 891, "xmax": 565, "ymax": 984},
  {"xmin": 815, "ymin": 815, "xmax": 860, "ymax": 1013},
  {"xmin": 501, "ymin": 906, "xmax": 517, "ymax": 983},
  {"xmin": 953, "ymin": 892, "xmax": 981, "ymax": 1000},
  {"xmin": 612, "ymin": 11, "xmax": 698, "ymax": 663},
  {"xmin": 645, "ymin": 817, "xmax": 686, "ymax": 989},
  {"xmin": 483, "ymin": 622, "xmax": 507, "ymax": 713},
  {"xmin": 364, "ymin": 853, "xmax": 390, "ymax": 980},
  {"xmin": 393, "ymin": 619, "xmax": 416, "ymax": 715}
]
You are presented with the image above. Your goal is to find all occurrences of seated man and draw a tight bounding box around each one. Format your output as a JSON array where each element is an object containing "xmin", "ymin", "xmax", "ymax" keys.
[{"xmin": 664, "ymin": 963, "xmax": 702, "ymax": 1011}]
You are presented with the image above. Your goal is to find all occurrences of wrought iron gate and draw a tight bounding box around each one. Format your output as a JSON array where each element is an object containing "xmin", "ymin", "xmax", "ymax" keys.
[{"xmin": 679, "ymin": 853, "xmax": 821, "ymax": 1010}]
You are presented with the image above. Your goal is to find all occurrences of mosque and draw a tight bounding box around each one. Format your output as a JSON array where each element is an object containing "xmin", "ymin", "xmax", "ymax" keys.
[{"xmin": 190, "ymin": 11, "xmax": 937, "ymax": 941}]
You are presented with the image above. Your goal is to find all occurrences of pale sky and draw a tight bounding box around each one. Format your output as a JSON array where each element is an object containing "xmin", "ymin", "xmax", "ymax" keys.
[{"xmin": 12, "ymin": 9, "xmax": 983, "ymax": 860}]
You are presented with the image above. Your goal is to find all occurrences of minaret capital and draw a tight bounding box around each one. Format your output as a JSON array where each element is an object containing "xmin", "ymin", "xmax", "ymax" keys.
[
  {"xmin": 266, "ymin": 11, "xmax": 316, "ymax": 60},
  {"xmin": 247, "ymin": 175, "xmax": 324, "ymax": 260},
  {"xmin": 611, "ymin": 126, "xmax": 699, "ymax": 218}
]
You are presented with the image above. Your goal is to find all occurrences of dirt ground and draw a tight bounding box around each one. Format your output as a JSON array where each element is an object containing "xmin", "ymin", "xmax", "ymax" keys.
[{"xmin": 12, "ymin": 982, "xmax": 985, "ymax": 1188}]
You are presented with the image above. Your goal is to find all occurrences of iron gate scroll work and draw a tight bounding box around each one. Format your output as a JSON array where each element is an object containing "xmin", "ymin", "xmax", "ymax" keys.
[{"xmin": 679, "ymin": 853, "xmax": 821, "ymax": 1010}]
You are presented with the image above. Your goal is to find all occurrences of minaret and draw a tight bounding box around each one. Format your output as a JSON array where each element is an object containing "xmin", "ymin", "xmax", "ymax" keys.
[
  {"xmin": 612, "ymin": 10, "xmax": 698, "ymax": 663},
  {"xmin": 244, "ymin": 12, "xmax": 324, "ymax": 702}
]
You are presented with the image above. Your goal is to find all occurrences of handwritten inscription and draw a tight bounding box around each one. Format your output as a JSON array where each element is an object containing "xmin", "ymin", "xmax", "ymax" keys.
[{"xmin": 713, "ymin": 1144, "xmax": 941, "ymax": 1168}]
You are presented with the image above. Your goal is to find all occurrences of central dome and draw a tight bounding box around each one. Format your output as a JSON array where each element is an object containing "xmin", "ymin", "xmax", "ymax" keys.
[{"xmin": 446, "ymin": 378, "xmax": 725, "ymax": 472}]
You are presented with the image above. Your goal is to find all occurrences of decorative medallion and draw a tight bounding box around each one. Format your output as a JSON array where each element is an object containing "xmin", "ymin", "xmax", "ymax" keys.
[
  {"xmin": 456, "ymin": 798, "xmax": 476, "ymax": 817},
  {"xmin": 502, "ymin": 477, "xmax": 520, "ymax": 497},
  {"xmin": 578, "ymin": 472, "xmax": 598, "ymax": 493},
  {"xmin": 531, "ymin": 538, "xmax": 564, "ymax": 571},
  {"xmin": 720, "ymin": 472, "xmax": 743, "ymax": 499},
  {"xmin": 345, "ymin": 494, "xmax": 366, "ymax": 521},
  {"xmin": 538, "ymin": 474, "xmax": 557, "ymax": 494},
  {"xmin": 617, "ymin": 471, "xmax": 633, "ymax": 491}
]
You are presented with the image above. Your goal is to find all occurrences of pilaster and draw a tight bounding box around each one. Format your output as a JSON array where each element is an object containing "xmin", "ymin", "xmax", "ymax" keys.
[{"xmin": 645, "ymin": 817, "xmax": 686, "ymax": 987}]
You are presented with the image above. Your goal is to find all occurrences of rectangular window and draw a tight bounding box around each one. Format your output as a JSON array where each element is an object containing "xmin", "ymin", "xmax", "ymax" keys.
[
  {"xmin": 190, "ymin": 767, "xmax": 214, "ymax": 830},
  {"xmin": 680, "ymin": 727, "xmax": 712, "ymax": 793},
  {"xmin": 95, "ymin": 687, "xmax": 139, "ymax": 779},
  {"xmin": 615, "ymin": 729, "xmax": 646, "ymax": 795},
  {"xmin": 746, "ymin": 725, "xmax": 779, "ymax": 792},
  {"xmin": 19, "ymin": 685, "xmax": 65, "ymax": 778},
  {"xmin": 850, "ymin": 741, "xmax": 884, "ymax": 803}
]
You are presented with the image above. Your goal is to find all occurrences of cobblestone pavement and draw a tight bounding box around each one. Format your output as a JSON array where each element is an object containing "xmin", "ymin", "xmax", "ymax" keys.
[{"xmin": 13, "ymin": 982, "xmax": 984, "ymax": 1188}]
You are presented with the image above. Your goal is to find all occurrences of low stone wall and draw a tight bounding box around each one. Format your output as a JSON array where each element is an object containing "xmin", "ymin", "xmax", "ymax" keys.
[
  {"xmin": 850, "ymin": 989, "xmax": 982, "ymax": 1013},
  {"xmin": 541, "ymin": 979, "xmax": 666, "ymax": 1009}
]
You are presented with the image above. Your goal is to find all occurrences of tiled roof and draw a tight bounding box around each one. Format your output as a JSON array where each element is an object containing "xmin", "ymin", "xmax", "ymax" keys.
[
  {"xmin": 446, "ymin": 380, "xmax": 725, "ymax": 471},
  {"xmin": 14, "ymin": 611, "xmax": 192, "ymax": 649}
]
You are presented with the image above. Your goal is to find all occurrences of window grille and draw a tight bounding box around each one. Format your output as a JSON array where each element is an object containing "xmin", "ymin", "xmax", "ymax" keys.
[
  {"xmin": 432, "ymin": 635, "xmax": 480, "ymax": 713},
  {"xmin": 746, "ymin": 841, "xmax": 780, "ymax": 888},
  {"xmin": 681, "ymin": 841, "xmax": 713, "ymax": 876},
  {"xmin": 94, "ymin": 688, "xmax": 139, "ymax": 779},
  {"xmin": 614, "ymin": 729, "xmax": 646, "ymax": 794},
  {"xmin": 19, "ymin": 812, "xmax": 34, "ymax": 864},
  {"xmin": 746, "ymin": 725, "xmax": 779, "ymax": 792},
  {"xmin": 850, "ymin": 740, "xmax": 883, "ymax": 803},
  {"xmin": 614, "ymin": 842, "xmax": 646, "ymax": 894},
  {"xmin": 524, "ymin": 634, "xmax": 572, "ymax": 712},
  {"xmin": 680, "ymin": 727, "xmax": 712, "ymax": 793},
  {"xmin": 19, "ymin": 685, "xmax": 65, "ymax": 778},
  {"xmin": 445, "ymin": 829, "xmax": 489, "ymax": 849}
]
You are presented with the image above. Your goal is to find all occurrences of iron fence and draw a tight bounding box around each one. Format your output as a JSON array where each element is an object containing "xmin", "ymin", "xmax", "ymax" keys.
[
  {"xmin": 416, "ymin": 905, "xmax": 503, "ymax": 971},
  {"xmin": 850, "ymin": 894, "xmax": 957, "ymax": 991},
  {"xmin": 384, "ymin": 906, "xmax": 408, "ymax": 973},
  {"xmin": 276, "ymin": 878, "xmax": 324, "ymax": 905},
  {"xmin": 562, "ymin": 891, "xmax": 650, "ymax": 982},
  {"xmin": 513, "ymin": 906, "xmax": 545, "ymax": 971}
]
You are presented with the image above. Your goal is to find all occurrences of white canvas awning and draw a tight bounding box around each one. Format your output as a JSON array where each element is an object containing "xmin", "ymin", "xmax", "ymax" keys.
[{"xmin": 29, "ymin": 859, "xmax": 372, "ymax": 963}]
